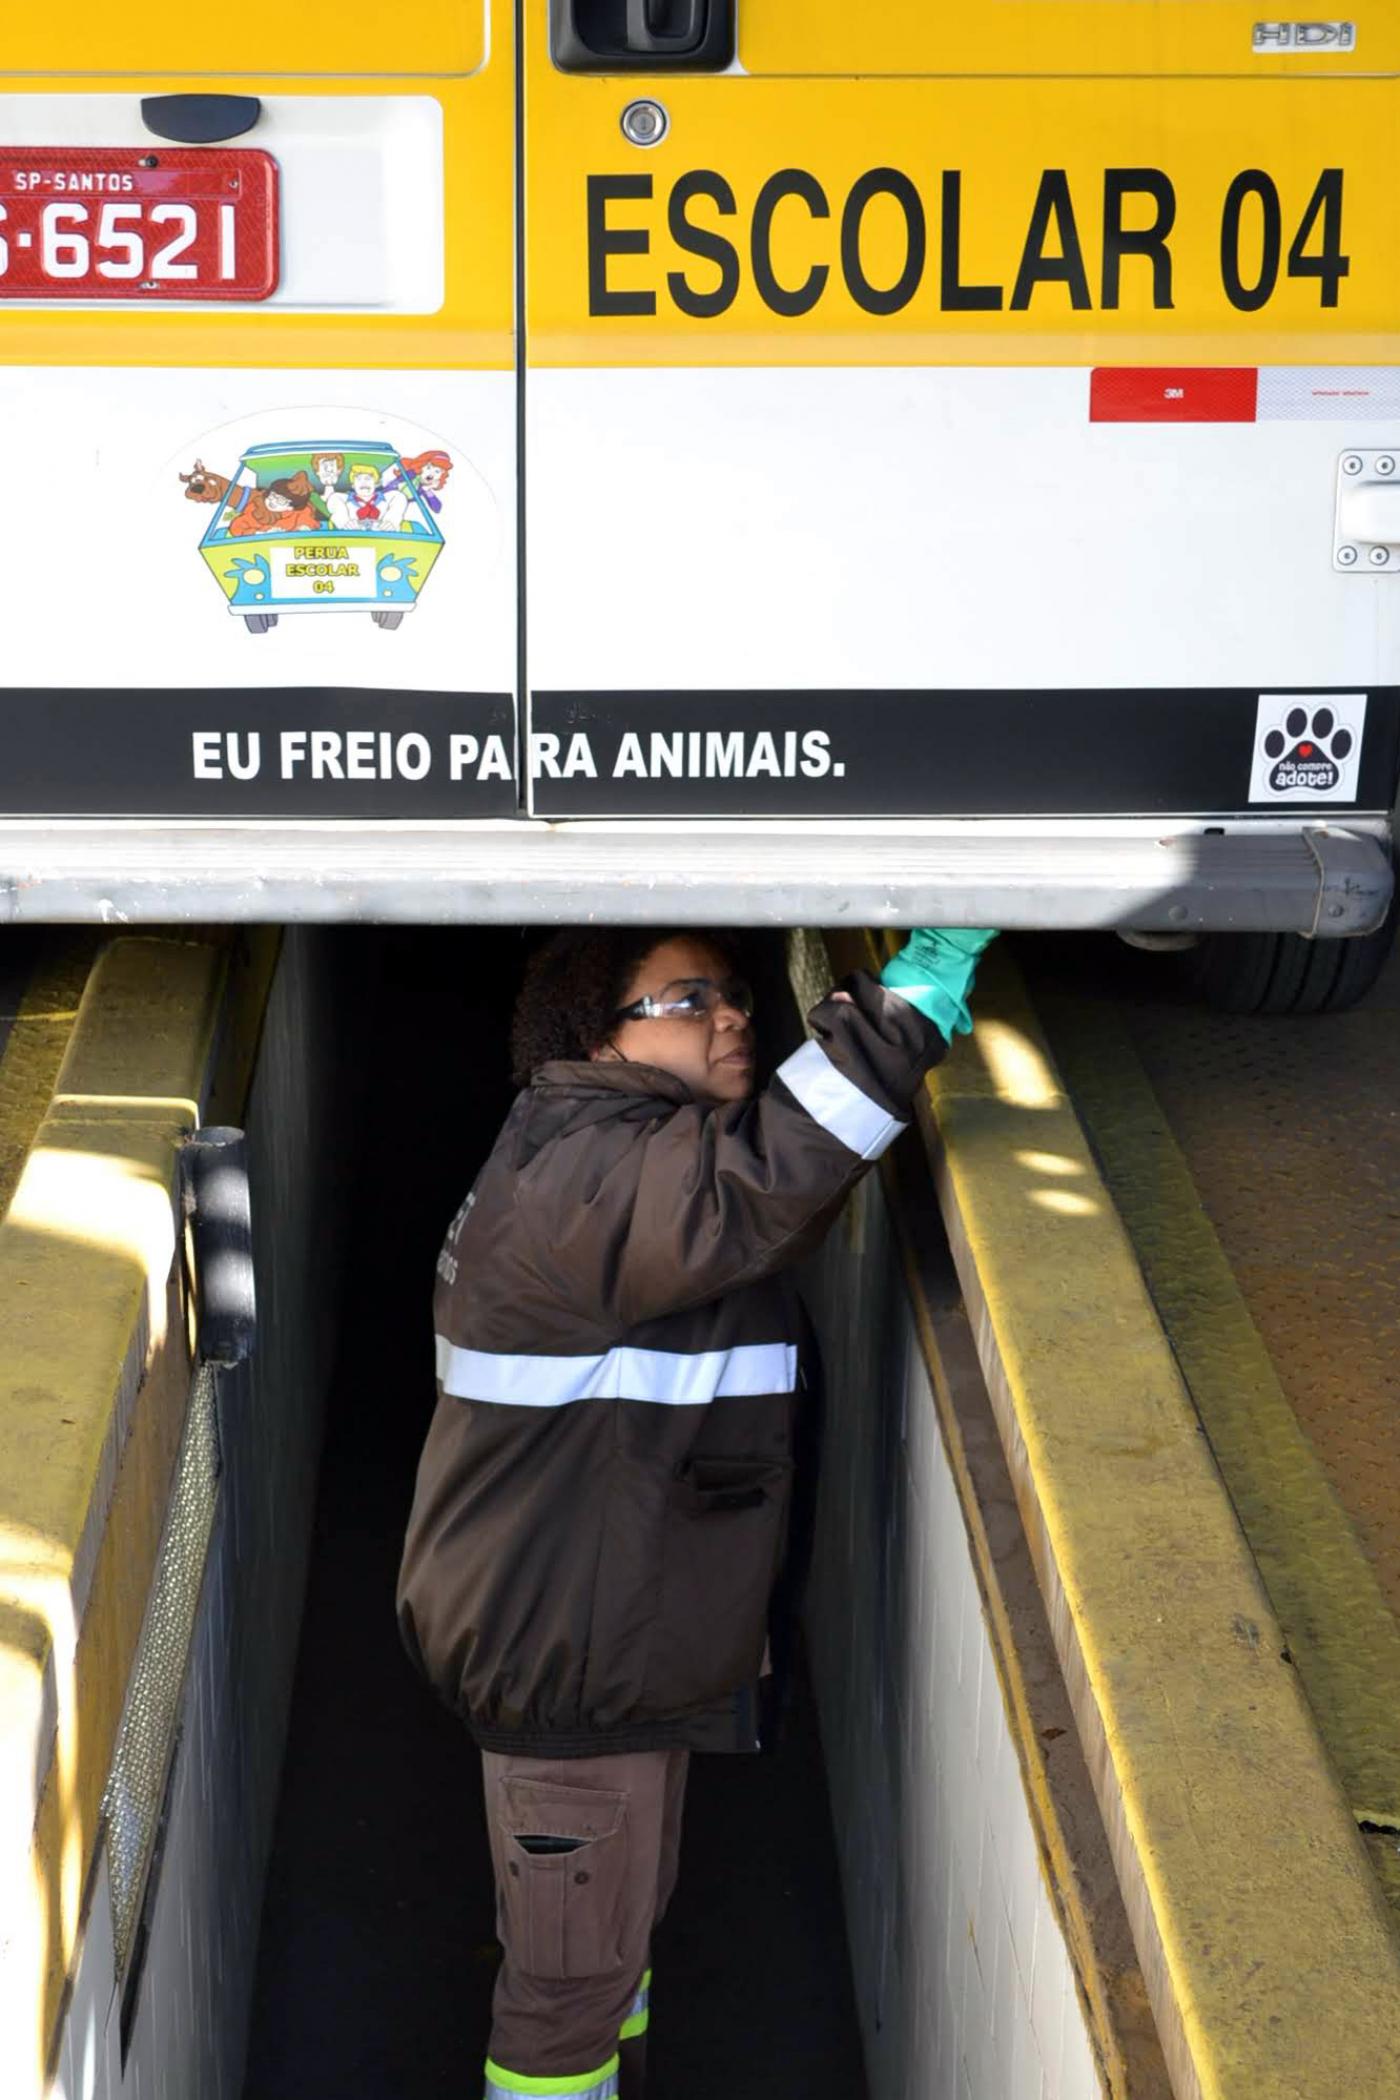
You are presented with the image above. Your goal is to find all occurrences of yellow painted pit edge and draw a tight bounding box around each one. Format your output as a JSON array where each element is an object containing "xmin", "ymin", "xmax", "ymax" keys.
[
  {"xmin": 810, "ymin": 926, "xmax": 1167, "ymax": 2096},
  {"xmin": 907, "ymin": 942, "xmax": 1400, "ymax": 2100},
  {"xmin": 1035, "ymin": 989, "xmax": 1400, "ymax": 1840},
  {"xmin": 0, "ymin": 932, "xmax": 278, "ymax": 2097},
  {"xmin": 0, "ymin": 937, "xmax": 100, "ymax": 1224},
  {"xmin": 887, "ymin": 1156, "xmax": 1156, "ymax": 2096}
]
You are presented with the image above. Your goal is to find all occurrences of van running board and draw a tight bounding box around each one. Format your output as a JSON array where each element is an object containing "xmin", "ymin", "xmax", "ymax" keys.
[{"xmin": 0, "ymin": 822, "xmax": 1389, "ymax": 934}]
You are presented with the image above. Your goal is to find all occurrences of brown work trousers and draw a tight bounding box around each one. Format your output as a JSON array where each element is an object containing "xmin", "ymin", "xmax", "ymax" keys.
[{"xmin": 482, "ymin": 1747, "xmax": 690, "ymax": 2087}]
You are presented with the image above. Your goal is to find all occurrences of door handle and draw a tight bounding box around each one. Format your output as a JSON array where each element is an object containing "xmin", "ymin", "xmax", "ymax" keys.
[
  {"xmin": 625, "ymin": 0, "xmax": 705, "ymax": 52},
  {"xmin": 551, "ymin": 0, "xmax": 734, "ymax": 71},
  {"xmin": 1335, "ymin": 452, "xmax": 1400, "ymax": 572},
  {"xmin": 1339, "ymin": 480, "xmax": 1400, "ymax": 546}
]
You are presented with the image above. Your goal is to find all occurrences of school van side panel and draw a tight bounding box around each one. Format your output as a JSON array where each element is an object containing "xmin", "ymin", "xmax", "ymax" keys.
[
  {"xmin": 522, "ymin": 1, "xmax": 1400, "ymax": 822},
  {"xmin": 0, "ymin": 9, "xmax": 519, "ymax": 822}
]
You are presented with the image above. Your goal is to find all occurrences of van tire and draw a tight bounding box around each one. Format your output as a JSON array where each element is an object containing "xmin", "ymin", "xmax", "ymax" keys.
[
  {"xmin": 373, "ymin": 610, "xmax": 404, "ymax": 630},
  {"xmin": 242, "ymin": 613, "xmax": 276, "ymax": 634},
  {"xmin": 1180, "ymin": 913, "xmax": 1395, "ymax": 1016}
]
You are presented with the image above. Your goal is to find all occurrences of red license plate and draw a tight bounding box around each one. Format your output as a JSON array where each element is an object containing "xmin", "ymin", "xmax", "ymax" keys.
[{"xmin": 0, "ymin": 148, "xmax": 279, "ymax": 301}]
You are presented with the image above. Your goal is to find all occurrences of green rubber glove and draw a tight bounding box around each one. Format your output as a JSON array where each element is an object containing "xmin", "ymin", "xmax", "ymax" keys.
[{"xmin": 880, "ymin": 927, "xmax": 999, "ymax": 1038}]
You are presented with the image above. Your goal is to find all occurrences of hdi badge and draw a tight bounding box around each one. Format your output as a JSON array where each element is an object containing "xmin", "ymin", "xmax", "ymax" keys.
[{"xmin": 1249, "ymin": 693, "xmax": 1367, "ymax": 802}]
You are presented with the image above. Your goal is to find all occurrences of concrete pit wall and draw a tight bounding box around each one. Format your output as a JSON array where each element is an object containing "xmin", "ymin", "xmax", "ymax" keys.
[
  {"xmin": 804, "ymin": 928, "xmax": 1400, "ymax": 2100},
  {"xmin": 34, "ymin": 929, "xmax": 355, "ymax": 2100},
  {"xmin": 803, "ymin": 1159, "xmax": 1104, "ymax": 2100}
]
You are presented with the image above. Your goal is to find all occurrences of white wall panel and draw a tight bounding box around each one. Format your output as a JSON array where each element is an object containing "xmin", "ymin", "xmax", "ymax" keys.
[{"xmin": 804, "ymin": 1171, "xmax": 1100, "ymax": 2100}]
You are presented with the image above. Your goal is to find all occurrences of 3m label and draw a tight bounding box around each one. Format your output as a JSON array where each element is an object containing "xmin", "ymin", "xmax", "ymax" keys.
[
  {"xmin": 1091, "ymin": 367, "xmax": 1400, "ymax": 421},
  {"xmin": 1257, "ymin": 368, "xmax": 1400, "ymax": 419},
  {"xmin": 1091, "ymin": 368, "xmax": 1259, "ymax": 421},
  {"xmin": 1250, "ymin": 692, "xmax": 1367, "ymax": 802}
]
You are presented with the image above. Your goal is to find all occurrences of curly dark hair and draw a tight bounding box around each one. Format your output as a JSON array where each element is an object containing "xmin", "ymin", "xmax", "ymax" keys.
[{"xmin": 510, "ymin": 927, "xmax": 741, "ymax": 1087}]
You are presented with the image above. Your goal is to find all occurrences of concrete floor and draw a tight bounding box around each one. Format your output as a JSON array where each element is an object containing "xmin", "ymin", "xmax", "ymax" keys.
[
  {"xmin": 240, "ymin": 928, "xmax": 866, "ymax": 2100},
  {"xmin": 1028, "ymin": 926, "xmax": 1400, "ymax": 1618}
]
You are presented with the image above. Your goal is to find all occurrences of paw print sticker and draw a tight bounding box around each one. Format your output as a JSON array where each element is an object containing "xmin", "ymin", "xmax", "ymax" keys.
[
  {"xmin": 1251, "ymin": 694, "xmax": 1366, "ymax": 803},
  {"xmin": 1263, "ymin": 705, "xmax": 1352, "ymax": 792}
]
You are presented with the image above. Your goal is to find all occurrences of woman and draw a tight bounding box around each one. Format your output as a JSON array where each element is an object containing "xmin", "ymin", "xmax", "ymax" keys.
[{"xmin": 397, "ymin": 924, "xmax": 995, "ymax": 2100}]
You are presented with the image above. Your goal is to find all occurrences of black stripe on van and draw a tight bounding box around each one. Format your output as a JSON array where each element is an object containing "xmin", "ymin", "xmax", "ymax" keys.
[{"xmin": 528, "ymin": 688, "xmax": 1400, "ymax": 820}]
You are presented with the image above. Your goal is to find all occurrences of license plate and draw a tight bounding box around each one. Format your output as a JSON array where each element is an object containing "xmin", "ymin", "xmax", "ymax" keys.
[{"xmin": 0, "ymin": 148, "xmax": 279, "ymax": 301}]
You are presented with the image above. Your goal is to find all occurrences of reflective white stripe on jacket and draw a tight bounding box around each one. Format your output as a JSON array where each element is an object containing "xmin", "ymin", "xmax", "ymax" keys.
[{"xmin": 436, "ymin": 1337, "xmax": 799, "ymax": 1408}]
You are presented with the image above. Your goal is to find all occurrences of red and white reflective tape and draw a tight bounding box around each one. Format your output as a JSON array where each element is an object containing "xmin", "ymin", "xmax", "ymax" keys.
[{"xmin": 1090, "ymin": 367, "xmax": 1400, "ymax": 423}]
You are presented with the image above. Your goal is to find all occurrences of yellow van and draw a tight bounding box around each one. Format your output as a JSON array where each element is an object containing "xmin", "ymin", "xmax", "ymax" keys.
[{"xmin": 0, "ymin": 2, "xmax": 1395, "ymax": 1008}]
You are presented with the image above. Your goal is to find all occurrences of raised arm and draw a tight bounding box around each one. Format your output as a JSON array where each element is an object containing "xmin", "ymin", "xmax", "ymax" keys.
[{"xmin": 522, "ymin": 971, "xmax": 941, "ymax": 1331}]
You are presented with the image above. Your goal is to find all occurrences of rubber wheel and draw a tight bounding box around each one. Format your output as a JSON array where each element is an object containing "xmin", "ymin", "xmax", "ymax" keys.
[
  {"xmin": 242, "ymin": 612, "xmax": 276, "ymax": 634},
  {"xmin": 372, "ymin": 609, "xmax": 404, "ymax": 630},
  {"xmin": 1180, "ymin": 907, "xmax": 1396, "ymax": 1015}
]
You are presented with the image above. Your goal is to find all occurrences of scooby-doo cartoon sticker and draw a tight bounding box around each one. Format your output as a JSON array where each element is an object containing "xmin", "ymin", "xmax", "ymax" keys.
[{"xmin": 178, "ymin": 438, "xmax": 451, "ymax": 633}]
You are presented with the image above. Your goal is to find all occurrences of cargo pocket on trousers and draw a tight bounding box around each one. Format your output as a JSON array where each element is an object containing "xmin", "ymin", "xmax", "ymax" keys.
[{"xmin": 495, "ymin": 1777, "xmax": 629, "ymax": 1979}]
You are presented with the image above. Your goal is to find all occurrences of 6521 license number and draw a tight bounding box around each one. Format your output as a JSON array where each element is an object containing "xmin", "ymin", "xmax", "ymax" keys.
[{"xmin": 0, "ymin": 147, "xmax": 279, "ymax": 301}]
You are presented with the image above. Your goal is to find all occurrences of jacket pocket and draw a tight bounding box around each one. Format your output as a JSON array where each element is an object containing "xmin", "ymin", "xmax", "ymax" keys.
[
  {"xmin": 641, "ymin": 1454, "xmax": 792, "ymax": 1717},
  {"xmin": 495, "ymin": 1777, "xmax": 629, "ymax": 1979}
]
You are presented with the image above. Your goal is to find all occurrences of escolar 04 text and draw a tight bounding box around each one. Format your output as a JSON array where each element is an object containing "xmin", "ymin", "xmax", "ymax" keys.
[{"xmin": 589, "ymin": 166, "xmax": 1349, "ymax": 319}]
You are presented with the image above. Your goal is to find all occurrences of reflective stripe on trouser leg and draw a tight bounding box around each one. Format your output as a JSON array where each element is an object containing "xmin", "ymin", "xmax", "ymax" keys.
[
  {"xmin": 485, "ymin": 2055, "xmax": 620, "ymax": 2100},
  {"xmin": 619, "ymin": 1969, "xmax": 652, "ymax": 2042}
]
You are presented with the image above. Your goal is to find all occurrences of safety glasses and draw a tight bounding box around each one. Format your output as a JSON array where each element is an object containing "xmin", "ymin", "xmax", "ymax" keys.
[{"xmin": 614, "ymin": 975, "xmax": 755, "ymax": 1024}]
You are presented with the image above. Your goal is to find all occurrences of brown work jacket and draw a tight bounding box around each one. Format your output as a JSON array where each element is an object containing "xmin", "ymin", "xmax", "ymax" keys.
[{"xmin": 396, "ymin": 971, "xmax": 943, "ymax": 1757}]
